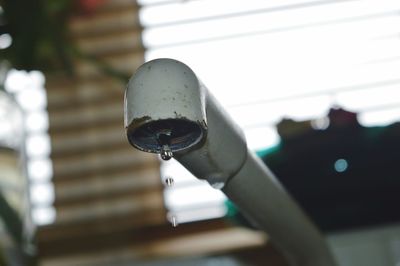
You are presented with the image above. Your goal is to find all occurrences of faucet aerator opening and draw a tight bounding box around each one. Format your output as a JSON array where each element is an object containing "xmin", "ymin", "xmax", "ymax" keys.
[{"xmin": 127, "ymin": 118, "xmax": 205, "ymax": 154}]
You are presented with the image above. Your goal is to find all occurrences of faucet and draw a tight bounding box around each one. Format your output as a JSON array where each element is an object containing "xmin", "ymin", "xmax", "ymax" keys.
[{"xmin": 124, "ymin": 58, "xmax": 336, "ymax": 266}]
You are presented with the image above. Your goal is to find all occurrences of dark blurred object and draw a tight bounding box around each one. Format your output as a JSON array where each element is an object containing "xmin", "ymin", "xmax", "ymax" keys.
[
  {"xmin": 0, "ymin": 0, "xmax": 74, "ymax": 72},
  {"xmin": 262, "ymin": 108, "xmax": 400, "ymax": 232}
]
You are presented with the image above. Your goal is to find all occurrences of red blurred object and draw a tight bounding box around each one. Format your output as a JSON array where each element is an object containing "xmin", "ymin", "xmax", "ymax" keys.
[
  {"xmin": 328, "ymin": 108, "xmax": 359, "ymax": 128},
  {"xmin": 77, "ymin": 0, "xmax": 105, "ymax": 14}
]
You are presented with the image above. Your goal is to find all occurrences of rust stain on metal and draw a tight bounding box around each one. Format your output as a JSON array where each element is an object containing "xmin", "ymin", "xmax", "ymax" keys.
[
  {"xmin": 126, "ymin": 115, "xmax": 153, "ymax": 153},
  {"xmin": 173, "ymin": 111, "xmax": 188, "ymax": 119},
  {"xmin": 132, "ymin": 116, "xmax": 151, "ymax": 125},
  {"xmin": 127, "ymin": 116, "xmax": 152, "ymax": 131},
  {"xmin": 199, "ymin": 119, "xmax": 208, "ymax": 130}
]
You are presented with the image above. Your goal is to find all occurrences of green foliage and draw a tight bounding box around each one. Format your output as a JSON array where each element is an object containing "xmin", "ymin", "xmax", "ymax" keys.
[
  {"xmin": 0, "ymin": 0, "xmax": 130, "ymax": 80},
  {"xmin": 0, "ymin": 0, "xmax": 73, "ymax": 71}
]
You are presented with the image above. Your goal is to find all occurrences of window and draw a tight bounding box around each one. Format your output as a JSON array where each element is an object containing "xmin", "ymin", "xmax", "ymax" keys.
[
  {"xmin": 139, "ymin": 0, "xmax": 400, "ymax": 224},
  {"xmin": 5, "ymin": 70, "xmax": 55, "ymax": 225}
]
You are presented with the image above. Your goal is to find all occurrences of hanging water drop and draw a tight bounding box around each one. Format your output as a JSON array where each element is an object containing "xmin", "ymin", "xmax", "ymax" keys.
[
  {"xmin": 165, "ymin": 177, "xmax": 174, "ymax": 187},
  {"xmin": 170, "ymin": 215, "xmax": 178, "ymax": 227},
  {"xmin": 157, "ymin": 133, "xmax": 173, "ymax": 161},
  {"xmin": 167, "ymin": 213, "xmax": 179, "ymax": 228},
  {"xmin": 160, "ymin": 144, "xmax": 173, "ymax": 160}
]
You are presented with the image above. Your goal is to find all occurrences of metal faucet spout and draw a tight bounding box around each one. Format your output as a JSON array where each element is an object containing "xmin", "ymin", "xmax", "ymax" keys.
[{"xmin": 124, "ymin": 58, "xmax": 337, "ymax": 266}]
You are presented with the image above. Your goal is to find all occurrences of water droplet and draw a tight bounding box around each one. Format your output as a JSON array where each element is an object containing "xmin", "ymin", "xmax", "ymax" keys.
[
  {"xmin": 160, "ymin": 144, "xmax": 173, "ymax": 161},
  {"xmin": 167, "ymin": 213, "xmax": 178, "ymax": 227},
  {"xmin": 208, "ymin": 175, "xmax": 226, "ymax": 189},
  {"xmin": 210, "ymin": 182, "xmax": 225, "ymax": 190},
  {"xmin": 165, "ymin": 177, "xmax": 174, "ymax": 187},
  {"xmin": 170, "ymin": 215, "xmax": 178, "ymax": 227}
]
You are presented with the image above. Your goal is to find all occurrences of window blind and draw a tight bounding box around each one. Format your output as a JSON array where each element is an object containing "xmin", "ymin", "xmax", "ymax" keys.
[{"xmin": 139, "ymin": 0, "xmax": 400, "ymax": 224}]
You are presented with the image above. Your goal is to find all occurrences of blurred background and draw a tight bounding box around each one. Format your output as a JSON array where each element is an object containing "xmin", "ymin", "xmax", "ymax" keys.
[{"xmin": 1, "ymin": 0, "xmax": 400, "ymax": 265}]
